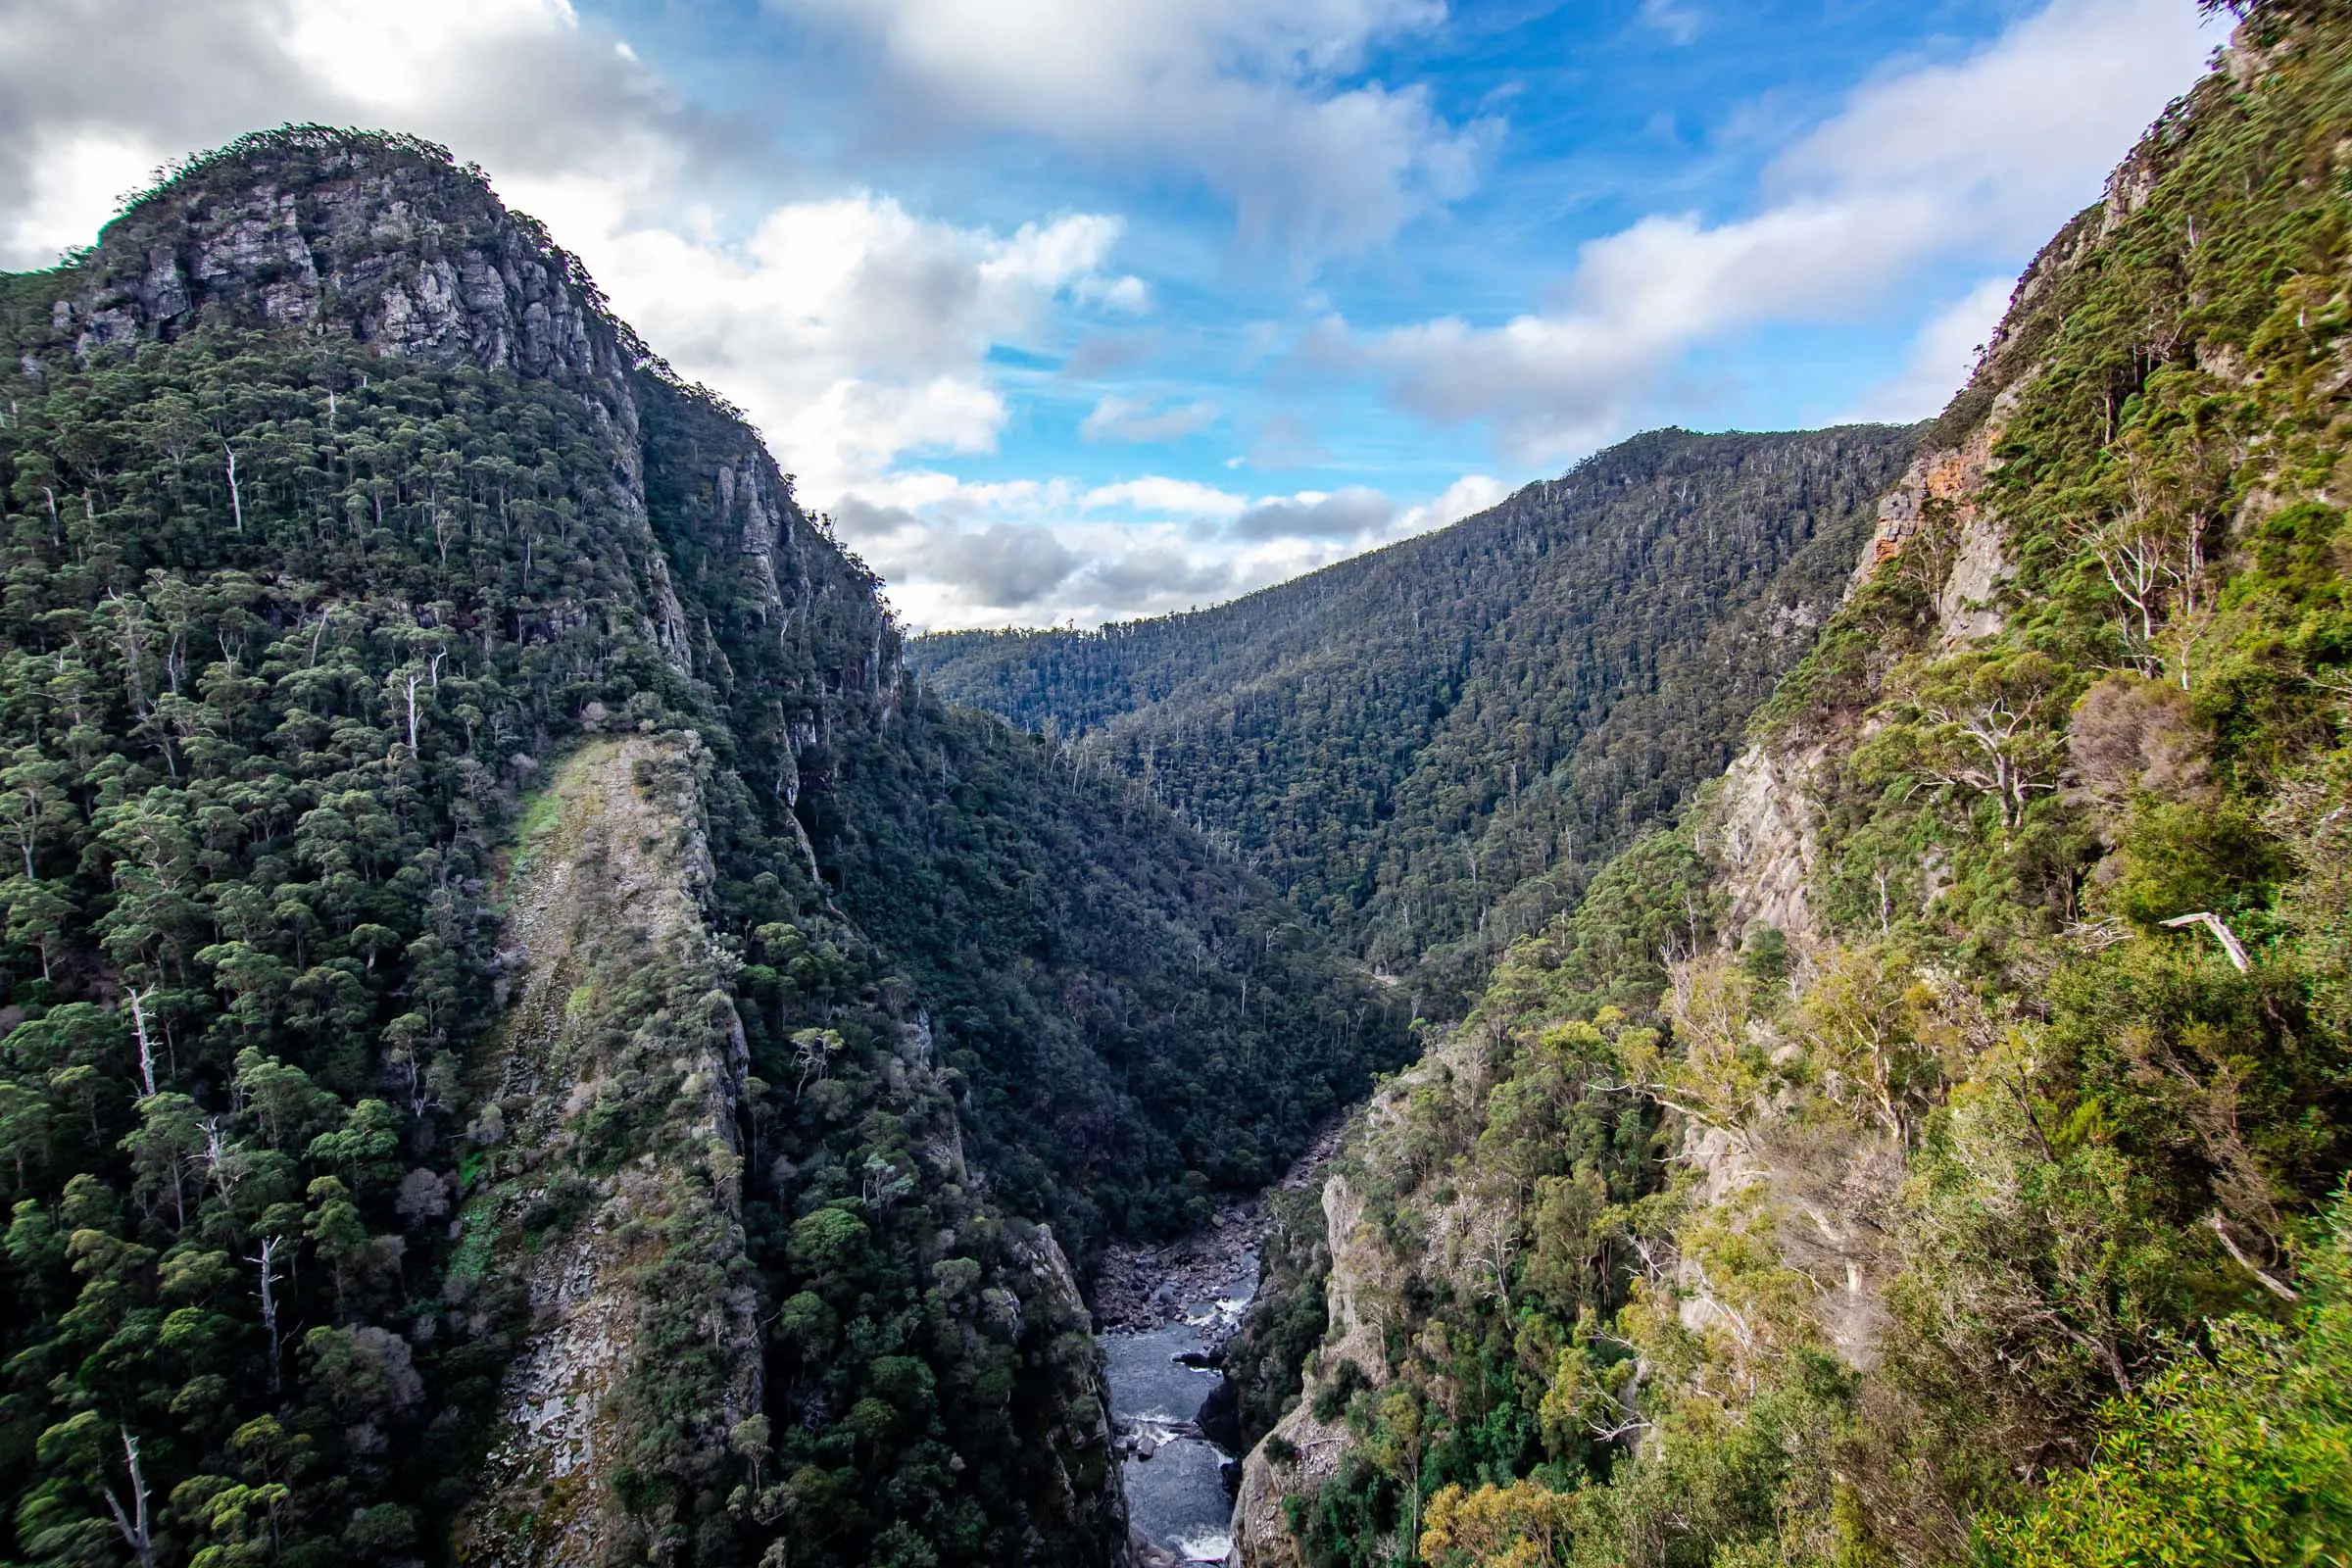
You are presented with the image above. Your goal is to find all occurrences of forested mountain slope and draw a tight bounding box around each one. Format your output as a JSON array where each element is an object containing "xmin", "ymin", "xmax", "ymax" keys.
[
  {"xmin": 912, "ymin": 427, "xmax": 1919, "ymax": 1013},
  {"xmin": 0, "ymin": 128, "xmax": 1404, "ymax": 1567},
  {"xmin": 1232, "ymin": 5, "xmax": 2352, "ymax": 1566}
]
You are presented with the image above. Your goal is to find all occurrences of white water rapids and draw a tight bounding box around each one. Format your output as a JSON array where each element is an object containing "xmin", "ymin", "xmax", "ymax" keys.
[{"xmin": 1097, "ymin": 1249, "xmax": 1256, "ymax": 1564}]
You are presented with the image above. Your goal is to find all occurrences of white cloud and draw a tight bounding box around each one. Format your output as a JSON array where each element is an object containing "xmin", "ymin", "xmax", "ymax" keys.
[
  {"xmin": 1080, "ymin": 394, "xmax": 1223, "ymax": 444},
  {"xmin": 1396, "ymin": 472, "xmax": 1508, "ymax": 535},
  {"xmin": 582, "ymin": 191, "xmax": 1138, "ymax": 496},
  {"xmin": 830, "ymin": 498, "xmax": 1082, "ymax": 611},
  {"xmin": 772, "ymin": 0, "xmax": 1487, "ymax": 256},
  {"xmin": 1346, "ymin": 0, "xmax": 2215, "ymax": 461},
  {"xmin": 1639, "ymin": 0, "xmax": 1702, "ymax": 46},
  {"xmin": 1082, "ymin": 477, "xmax": 1250, "ymax": 517},
  {"xmin": 0, "ymin": 129, "xmax": 154, "ymax": 269},
  {"xmin": 1075, "ymin": 273, "xmax": 1154, "ymax": 315},
  {"xmin": 1842, "ymin": 275, "xmax": 2014, "ymax": 423},
  {"xmin": 0, "ymin": 0, "xmax": 1152, "ymax": 507},
  {"xmin": 840, "ymin": 469, "xmax": 1506, "ymax": 627}
]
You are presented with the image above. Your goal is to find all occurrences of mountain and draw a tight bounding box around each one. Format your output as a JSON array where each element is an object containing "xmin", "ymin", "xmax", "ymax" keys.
[
  {"xmin": 910, "ymin": 425, "xmax": 1921, "ymax": 1014},
  {"xmin": 0, "ymin": 127, "xmax": 1406, "ymax": 1567},
  {"xmin": 1226, "ymin": 6, "xmax": 2352, "ymax": 1566}
]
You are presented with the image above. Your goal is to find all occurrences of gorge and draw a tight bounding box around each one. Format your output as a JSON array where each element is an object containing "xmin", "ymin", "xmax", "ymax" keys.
[
  {"xmin": 5, "ymin": 2, "xmax": 2352, "ymax": 1566},
  {"xmin": 934, "ymin": 5, "xmax": 2352, "ymax": 1565}
]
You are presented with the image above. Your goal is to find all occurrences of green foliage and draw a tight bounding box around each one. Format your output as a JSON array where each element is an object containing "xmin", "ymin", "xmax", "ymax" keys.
[
  {"xmin": 819, "ymin": 702, "xmax": 1409, "ymax": 1253},
  {"xmin": 1977, "ymin": 1191, "xmax": 2352, "ymax": 1568},
  {"xmin": 0, "ymin": 126, "xmax": 1403, "ymax": 1567},
  {"xmin": 1274, "ymin": 1004, "xmax": 1665, "ymax": 1566},
  {"xmin": 1253, "ymin": 10, "xmax": 2352, "ymax": 1568},
  {"xmin": 913, "ymin": 426, "xmax": 1919, "ymax": 1013}
]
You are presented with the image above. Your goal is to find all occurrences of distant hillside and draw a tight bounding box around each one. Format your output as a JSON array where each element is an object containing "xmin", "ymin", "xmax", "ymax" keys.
[
  {"xmin": 1228, "ymin": 6, "xmax": 2352, "ymax": 1567},
  {"xmin": 0, "ymin": 126, "xmax": 1403, "ymax": 1567},
  {"xmin": 913, "ymin": 425, "xmax": 1921, "ymax": 1011}
]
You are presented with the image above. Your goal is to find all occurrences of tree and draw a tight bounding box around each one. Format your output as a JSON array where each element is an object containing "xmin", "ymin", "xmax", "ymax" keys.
[
  {"xmin": 1420, "ymin": 1478, "xmax": 1576, "ymax": 1568},
  {"xmin": 1887, "ymin": 650, "xmax": 2073, "ymax": 830}
]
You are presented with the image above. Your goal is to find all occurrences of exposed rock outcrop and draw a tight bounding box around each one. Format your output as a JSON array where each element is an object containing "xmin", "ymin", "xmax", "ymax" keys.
[
  {"xmin": 1853, "ymin": 166, "xmax": 2120, "ymax": 642},
  {"xmin": 1867, "ymin": 426, "xmax": 2010, "ymax": 641},
  {"xmin": 1713, "ymin": 743, "xmax": 1826, "ymax": 947},
  {"xmin": 1670, "ymin": 1116, "xmax": 1903, "ymax": 1375},
  {"xmin": 1226, "ymin": 1171, "xmax": 1390, "ymax": 1568},
  {"xmin": 57, "ymin": 127, "xmax": 626, "ymax": 387},
  {"xmin": 454, "ymin": 735, "xmax": 762, "ymax": 1564},
  {"xmin": 1013, "ymin": 1224, "xmax": 1136, "ymax": 1562}
]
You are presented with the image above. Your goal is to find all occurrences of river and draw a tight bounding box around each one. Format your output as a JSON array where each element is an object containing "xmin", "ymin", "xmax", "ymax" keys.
[
  {"xmin": 1097, "ymin": 1236, "xmax": 1257, "ymax": 1564},
  {"xmin": 1092, "ymin": 1127, "xmax": 1343, "ymax": 1566}
]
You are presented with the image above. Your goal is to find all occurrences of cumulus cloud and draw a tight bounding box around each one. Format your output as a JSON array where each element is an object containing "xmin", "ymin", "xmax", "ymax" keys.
[
  {"xmin": 1231, "ymin": 487, "xmax": 1394, "ymax": 542},
  {"xmin": 837, "ymin": 469, "xmax": 1505, "ymax": 627},
  {"xmin": 772, "ymin": 0, "xmax": 1488, "ymax": 256},
  {"xmin": 1080, "ymin": 394, "xmax": 1222, "ymax": 443},
  {"xmin": 1082, "ymin": 477, "xmax": 1250, "ymax": 517},
  {"xmin": 1345, "ymin": 0, "xmax": 2214, "ymax": 460},
  {"xmin": 588, "ymin": 193, "xmax": 1142, "ymax": 496},
  {"xmin": 1842, "ymin": 275, "xmax": 2014, "ymax": 423},
  {"xmin": 1224, "ymin": 470, "xmax": 1501, "ymax": 544},
  {"xmin": 833, "ymin": 481, "xmax": 1254, "ymax": 625},
  {"xmin": 1084, "ymin": 547, "xmax": 1243, "ymax": 604},
  {"xmin": 832, "ymin": 498, "xmax": 1078, "ymax": 609},
  {"xmin": 927, "ymin": 524, "xmax": 1082, "ymax": 607}
]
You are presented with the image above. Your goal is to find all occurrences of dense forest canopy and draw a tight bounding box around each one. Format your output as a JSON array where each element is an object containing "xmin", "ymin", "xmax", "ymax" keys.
[
  {"xmin": 0, "ymin": 126, "xmax": 1405, "ymax": 1566},
  {"xmin": 9, "ymin": 0, "xmax": 2352, "ymax": 1562},
  {"xmin": 911, "ymin": 425, "xmax": 1920, "ymax": 1014},
  {"xmin": 1230, "ymin": 7, "xmax": 2352, "ymax": 1568}
]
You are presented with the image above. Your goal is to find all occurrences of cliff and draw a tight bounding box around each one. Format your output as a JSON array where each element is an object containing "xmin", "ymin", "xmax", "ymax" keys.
[
  {"xmin": 1228, "ymin": 7, "xmax": 2352, "ymax": 1564},
  {"xmin": 49, "ymin": 126, "xmax": 625, "ymax": 384},
  {"xmin": 0, "ymin": 125, "xmax": 1403, "ymax": 1568}
]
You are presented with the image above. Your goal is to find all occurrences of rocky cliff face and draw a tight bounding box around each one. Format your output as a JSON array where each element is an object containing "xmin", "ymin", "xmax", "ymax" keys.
[
  {"xmin": 1854, "ymin": 159, "xmax": 2120, "ymax": 643},
  {"xmin": 454, "ymin": 736, "xmax": 762, "ymax": 1562},
  {"xmin": 51, "ymin": 126, "xmax": 625, "ymax": 387},
  {"xmin": 1227, "ymin": 1169, "xmax": 1390, "ymax": 1568},
  {"xmin": 1711, "ymin": 743, "xmax": 1827, "ymax": 948}
]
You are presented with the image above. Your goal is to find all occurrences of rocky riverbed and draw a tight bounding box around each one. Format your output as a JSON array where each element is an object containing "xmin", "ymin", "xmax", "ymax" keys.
[
  {"xmin": 1096, "ymin": 1123, "xmax": 1347, "ymax": 1336},
  {"xmin": 1095, "ymin": 1126, "xmax": 1345, "ymax": 1566}
]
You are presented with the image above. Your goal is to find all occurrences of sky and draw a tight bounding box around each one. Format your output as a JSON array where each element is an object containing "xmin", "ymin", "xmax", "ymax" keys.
[{"xmin": 0, "ymin": 0, "xmax": 2223, "ymax": 629}]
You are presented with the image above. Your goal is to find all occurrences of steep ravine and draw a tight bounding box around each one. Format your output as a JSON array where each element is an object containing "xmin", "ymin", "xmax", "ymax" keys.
[
  {"xmin": 1091, "ymin": 1133, "xmax": 1346, "ymax": 1566},
  {"xmin": 0, "ymin": 123, "xmax": 1409, "ymax": 1566},
  {"xmin": 1212, "ymin": 73, "xmax": 2102, "ymax": 1567}
]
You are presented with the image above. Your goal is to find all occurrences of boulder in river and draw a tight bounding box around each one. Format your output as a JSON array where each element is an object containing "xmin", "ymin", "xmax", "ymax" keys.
[{"xmin": 1195, "ymin": 1375, "xmax": 1242, "ymax": 1453}]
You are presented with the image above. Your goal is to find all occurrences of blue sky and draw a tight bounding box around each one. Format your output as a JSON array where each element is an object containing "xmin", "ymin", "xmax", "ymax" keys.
[{"xmin": 0, "ymin": 0, "xmax": 2221, "ymax": 626}]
